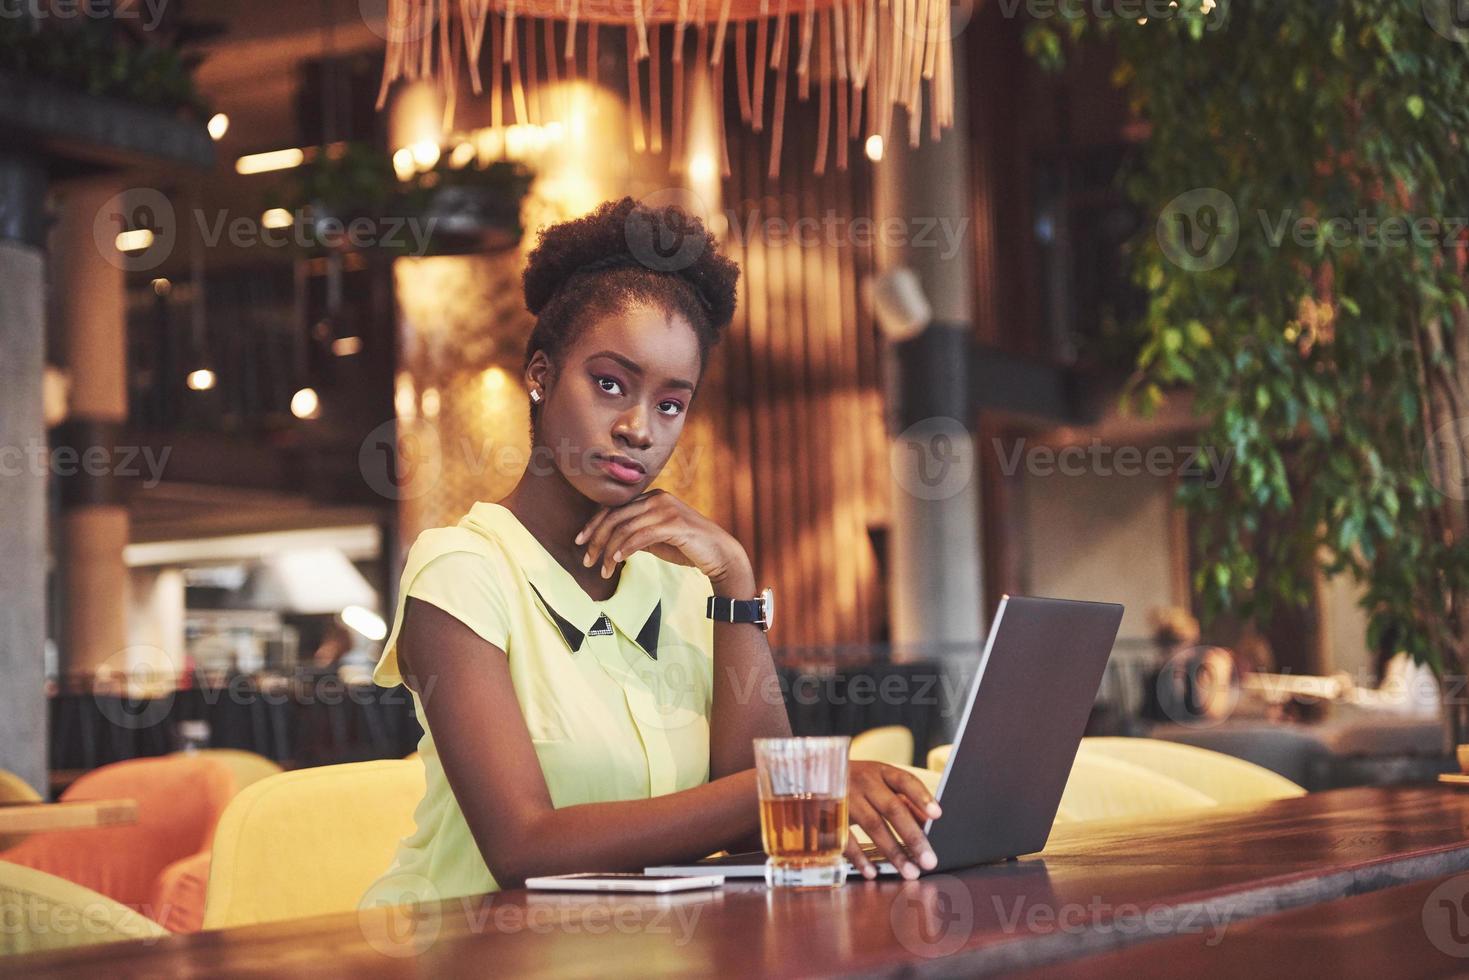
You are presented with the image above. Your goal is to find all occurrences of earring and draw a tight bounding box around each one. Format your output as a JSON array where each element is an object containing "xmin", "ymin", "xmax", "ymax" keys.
[{"xmin": 529, "ymin": 388, "xmax": 542, "ymax": 404}]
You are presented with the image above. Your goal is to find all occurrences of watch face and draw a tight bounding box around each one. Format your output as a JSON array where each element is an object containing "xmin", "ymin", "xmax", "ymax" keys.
[{"xmin": 760, "ymin": 587, "xmax": 774, "ymax": 632}]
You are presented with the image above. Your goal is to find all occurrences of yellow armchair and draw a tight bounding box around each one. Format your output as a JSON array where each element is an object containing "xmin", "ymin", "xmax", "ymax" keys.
[
  {"xmin": 202, "ymin": 759, "xmax": 425, "ymax": 930},
  {"xmin": 0, "ymin": 860, "xmax": 166, "ymax": 958},
  {"xmin": 1078, "ymin": 737, "xmax": 1305, "ymax": 807},
  {"xmin": 849, "ymin": 726, "xmax": 916, "ymax": 768}
]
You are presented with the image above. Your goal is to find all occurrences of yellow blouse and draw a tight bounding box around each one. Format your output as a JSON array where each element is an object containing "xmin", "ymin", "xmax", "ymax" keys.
[{"xmin": 359, "ymin": 501, "xmax": 715, "ymax": 908}]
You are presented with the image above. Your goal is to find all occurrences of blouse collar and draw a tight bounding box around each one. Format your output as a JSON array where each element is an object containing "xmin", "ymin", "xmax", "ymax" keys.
[{"xmin": 461, "ymin": 502, "xmax": 663, "ymax": 659}]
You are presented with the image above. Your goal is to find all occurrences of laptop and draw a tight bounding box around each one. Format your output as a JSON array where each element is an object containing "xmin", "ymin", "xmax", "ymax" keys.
[{"xmin": 646, "ymin": 595, "xmax": 1124, "ymax": 878}]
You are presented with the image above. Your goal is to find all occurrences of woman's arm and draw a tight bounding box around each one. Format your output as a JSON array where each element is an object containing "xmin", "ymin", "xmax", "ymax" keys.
[
  {"xmin": 703, "ymin": 555, "xmax": 794, "ymax": 779},
  {"xmin": 399, "ymin": 597, "xmax": 762, "ymax": 888}
]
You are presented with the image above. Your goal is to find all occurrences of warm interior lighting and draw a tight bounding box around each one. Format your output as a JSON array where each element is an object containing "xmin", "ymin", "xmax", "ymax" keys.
[
  {"xmin": 395, "ymin": 373, "xmax": 417, "ymax": 420},
  {"xmin": 151, "ymin": 278, "xmax": 171, "ymax": 296},
  {"xmin": 187, "ymin": 369, "xmax": 217, "ymax": 391},
  {"xmin": 207, "ymin": 113, "xmax": 230, "ymax": 141},
  {"xmin": 421, "ymin": 386, "xmax": 441, "ymax": 419},
  {"xmin": 392, "ymin": 147, "xmax": 416, "ymax": 182},
  {"xmin": 261, "ymin": 208, "xmax": 294, "ymax": 229},
  {"xmin": 409, "ymin": 139, "xmax": 441, "ymax": 170},
  {"xmin": 688, "ymin": 151, "xmax": 716, "ymax": 185},
  {"xmin": 235, "ymin": 147, "xmax": 306, "ymax": 175},
  {"xmin": 331, "ymin": 335, "xmax": 363, "ymax": 357},
  {"xmin": 341, "ymin": 605, "xmax": 388, "ymax": 641},
  {"xmin": 865, "ymin": 134, "xmax": 884, "ymax": 162},
  {"xmin": 449, "ymin": 141, "xmax": 475, "ymax": 169},
  {"xmin": 481, "ymin": 366, "xmax": 507, "ymax": 394},
  {"xmin": 291, "ymin": 387, "xmax": 321, "ymax": 419},
  {"xmin": 116, "ymin": 228, "xmax": 154, "ymax": 252}
]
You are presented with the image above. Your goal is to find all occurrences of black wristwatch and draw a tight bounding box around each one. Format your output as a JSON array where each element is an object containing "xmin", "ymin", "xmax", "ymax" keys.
[{"xmin": 706, "ymin": 587, "xmax": 775, "ymax": 632}]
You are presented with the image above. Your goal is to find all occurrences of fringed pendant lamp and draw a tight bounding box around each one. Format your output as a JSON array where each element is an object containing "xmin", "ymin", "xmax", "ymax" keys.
[{"xmin": 374, "ymin": 0, "xmax": 955, "ymax": 177}]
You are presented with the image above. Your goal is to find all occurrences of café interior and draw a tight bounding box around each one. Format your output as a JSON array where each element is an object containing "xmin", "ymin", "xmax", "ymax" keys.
[{"xmin": 2, "ymin": 0, "xmax": 1467, "ymax": 975}]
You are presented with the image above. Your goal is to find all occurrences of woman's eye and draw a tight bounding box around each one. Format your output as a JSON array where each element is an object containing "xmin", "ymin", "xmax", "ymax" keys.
[
  {"xmin": 657, "ymin": 401, "xmax": 685, "ymax": 417},
  {"xmin": 595, "ymin": 376, "xmax": 623, "ymax": 396}
]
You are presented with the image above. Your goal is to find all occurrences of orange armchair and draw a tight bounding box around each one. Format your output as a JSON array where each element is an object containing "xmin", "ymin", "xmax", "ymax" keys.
[{"xmin": 0, "ymin": 754, "xmax": 235, "ymax": 928}]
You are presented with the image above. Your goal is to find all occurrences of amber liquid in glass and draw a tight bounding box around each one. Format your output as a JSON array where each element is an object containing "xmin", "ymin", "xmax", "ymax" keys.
[{"xmin": 759, "ymin": 794, "xmax": 849, "ymax": 865}]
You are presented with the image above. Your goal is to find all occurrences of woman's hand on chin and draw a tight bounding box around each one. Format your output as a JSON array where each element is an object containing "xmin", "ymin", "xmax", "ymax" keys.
[
  {"xmin": 842, "ymin": 761, "xmax": 943, "ymax": 881},
  {"xmin": 575, "ymin": 489, "xmax": 754, "ymax": 592}
]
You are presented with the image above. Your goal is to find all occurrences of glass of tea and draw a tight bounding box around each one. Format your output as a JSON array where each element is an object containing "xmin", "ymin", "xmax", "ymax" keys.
[{"xmin": 753, "ymin": 736, "xmax": 851, "ymax": 888}]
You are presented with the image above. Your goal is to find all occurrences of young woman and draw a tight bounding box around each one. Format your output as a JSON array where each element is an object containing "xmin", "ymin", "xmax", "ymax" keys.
[{"xmin": 361, "ymin": 198, "xmax": 940, "ymax": 907}]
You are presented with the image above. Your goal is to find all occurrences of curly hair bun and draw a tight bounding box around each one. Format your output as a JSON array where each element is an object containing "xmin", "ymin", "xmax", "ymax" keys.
[{"xmin": 522, "ymin": 196, "xmax": 739, "ymax": 332}]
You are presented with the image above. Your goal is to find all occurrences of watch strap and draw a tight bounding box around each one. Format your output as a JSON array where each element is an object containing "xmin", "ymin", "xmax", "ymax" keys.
[{"xmin": 706, "ymin": 595, "xmax": 764, "ymax": 624}]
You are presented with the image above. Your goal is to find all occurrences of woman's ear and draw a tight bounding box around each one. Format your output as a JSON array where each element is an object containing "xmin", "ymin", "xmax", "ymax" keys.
[{"xmin": 525, "ymin": 350, "xmax": 553, "ymax": 402}]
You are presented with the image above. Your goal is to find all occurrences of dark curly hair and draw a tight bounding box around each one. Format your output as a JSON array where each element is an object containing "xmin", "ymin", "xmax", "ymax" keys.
[{"xmin": 521, "ymin": 197, "xmax": 740, "ymax": 390}]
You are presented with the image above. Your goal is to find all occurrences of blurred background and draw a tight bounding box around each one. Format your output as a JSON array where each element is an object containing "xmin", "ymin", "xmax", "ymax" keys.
[{"xmin": 1, "ymin": 0, "xmax": 1456, "ymax": 814}]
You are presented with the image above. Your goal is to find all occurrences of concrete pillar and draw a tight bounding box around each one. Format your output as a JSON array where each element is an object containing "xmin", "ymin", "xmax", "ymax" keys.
[
  {"xmin": 0, "ymin": 152, "xmax": 51, "ymax": 794},
  {"xmin": 873, "ymin": 33, "xmax": 986, "ymax": 672},
  {"xmin": 52, "ymin": 179, "xmax": 132, "ymax": 688}
]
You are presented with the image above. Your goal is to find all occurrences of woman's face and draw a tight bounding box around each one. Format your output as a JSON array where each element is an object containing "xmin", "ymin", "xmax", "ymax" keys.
[{"xmin": 528, "ymin": 303, "xmax": 702, "ymax": 506}]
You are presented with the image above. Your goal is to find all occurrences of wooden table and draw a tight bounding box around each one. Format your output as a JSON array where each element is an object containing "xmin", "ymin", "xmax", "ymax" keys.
[
  {"xmin": 12, "ymin": 786, "xmax": 1469, "ymax": 977},
  {"xmin": 0, "ymin": 799, "xmax": 137, "ymax": 834},
  {"xmin": 1025, "ymin": 872, "xmax": 1469, "ymax": 979}
]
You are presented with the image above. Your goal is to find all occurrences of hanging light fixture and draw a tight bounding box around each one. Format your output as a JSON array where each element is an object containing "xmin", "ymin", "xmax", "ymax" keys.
[{"xmin": 372, "ymin": 0, "xmax": 955, "ymax": 177}]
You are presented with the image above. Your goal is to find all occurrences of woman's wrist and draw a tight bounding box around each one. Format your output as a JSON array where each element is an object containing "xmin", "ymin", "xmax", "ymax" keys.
[{"xmin": 708, "ymin": 545, "xmax": 756, "ymax": 596}]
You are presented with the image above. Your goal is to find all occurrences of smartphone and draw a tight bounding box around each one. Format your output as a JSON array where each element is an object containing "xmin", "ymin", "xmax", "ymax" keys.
[{"xmin": 524, "ymin": 872, "xmax": 725, "ymax": 893}]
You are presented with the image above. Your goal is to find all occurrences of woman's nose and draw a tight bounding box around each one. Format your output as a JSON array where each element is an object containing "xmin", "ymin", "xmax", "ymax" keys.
[{"xmin": 614, "ymin": 407, "xmax": 653, "ymax": 450}]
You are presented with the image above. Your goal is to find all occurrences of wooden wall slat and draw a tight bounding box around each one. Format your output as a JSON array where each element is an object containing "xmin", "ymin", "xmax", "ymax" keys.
[{"xmin": 709, "ymin": 44, "xmax": 889, "ymax": 651}]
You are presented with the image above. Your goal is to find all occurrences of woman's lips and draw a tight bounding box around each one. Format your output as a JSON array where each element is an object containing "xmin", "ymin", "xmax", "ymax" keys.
[{"xmin": 596, "ymin": 454, "xmax": 645, "ymax": 485}]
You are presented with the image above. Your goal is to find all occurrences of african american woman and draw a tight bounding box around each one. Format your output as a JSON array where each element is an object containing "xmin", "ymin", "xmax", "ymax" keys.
[{"xmin": 361, "ymin": 198, "xmax": 940, "ymax": 908}]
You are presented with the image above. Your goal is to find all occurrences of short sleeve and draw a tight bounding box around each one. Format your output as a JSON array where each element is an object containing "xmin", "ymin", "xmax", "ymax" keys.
[
  {"xmin": 405, "ymin": 552, "xmax": 512, "ymax": 651},
  {"xmin": 373, "ymin": 539, "xmax": 512, "ymax": 687}
]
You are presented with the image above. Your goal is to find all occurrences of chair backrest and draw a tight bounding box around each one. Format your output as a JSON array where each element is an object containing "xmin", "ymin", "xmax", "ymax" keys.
[
  {"xmin": 849, "ymin": 726, "xmax": 915, "ymax": 767},
  {"xmin": 169, "ymin": 749, "xmax": 284, "ymax": 796},
  {"xmin": 1052, "ymin": 752, "xmax": 1218, "ymax": 825},
  {"xmin": 0, "ymin": 860, "xmax": 168, "ymax": 958},
  {"xmin": 1078, "ymin": 737, "xmax": 1306, "ymax": 806},
  {"xmin": 0, "ymin": 755, "xmax": 235, "ymax": 913},
  {"xmin": 202, "ymin": 759, "xmax": 425, "ymax": 930},
  {"xmin": 0, "ymin": 769, "xmax": 44, "ymax": 851},
  {"xmin": 926, "ymin": 743, "xmax": 952, "ymax": 773}
]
